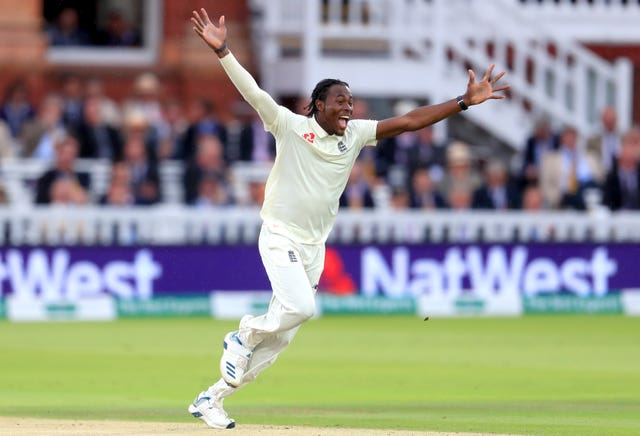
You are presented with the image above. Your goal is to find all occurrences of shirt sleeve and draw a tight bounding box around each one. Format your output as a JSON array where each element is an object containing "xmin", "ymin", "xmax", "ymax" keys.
[
  {"xmin": 219, "ymin": 53, "xmax": 280, "ymax": 128},
  {"xmin": 352, "ymin": 119, "xmax": 378, "ymax": 150}
]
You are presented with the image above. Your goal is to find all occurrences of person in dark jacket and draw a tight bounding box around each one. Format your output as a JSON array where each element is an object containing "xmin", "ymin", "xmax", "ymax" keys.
[
  {"xmin": 76, "ymin": 96, "xmax": 123, "ymax": 160},
  {"xmin": 473, "ymin": 159, "xmax": 521, "ymax": 210},
  {"xmin": 35, "ymin": 133, "xmax": 90, "ymax": 204},
  {"xmin": 603, "ymin": 129, "xmax": 640, "ymax": 211}
]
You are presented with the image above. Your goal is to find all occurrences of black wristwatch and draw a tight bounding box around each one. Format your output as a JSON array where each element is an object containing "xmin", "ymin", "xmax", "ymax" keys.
[{"xmin": 456, "ymin": 95, "xmax": 468, "ymax": 111}]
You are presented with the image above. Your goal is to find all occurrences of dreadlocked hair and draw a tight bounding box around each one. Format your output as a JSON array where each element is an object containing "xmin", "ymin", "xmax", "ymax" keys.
[{"xmin": 305, "ymin": 78, "xmax": 350, "ymax": 117}]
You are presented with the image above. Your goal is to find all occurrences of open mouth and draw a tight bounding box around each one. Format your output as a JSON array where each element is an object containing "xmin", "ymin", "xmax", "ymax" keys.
[{"xmin": 338, "ymin": 116, "xmax": 349, "ymax": 130}]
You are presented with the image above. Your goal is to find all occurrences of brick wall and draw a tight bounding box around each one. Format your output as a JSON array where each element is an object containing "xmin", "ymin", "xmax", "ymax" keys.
[{"xmin": 0, "ymin": 0, "xmax": 255, "ymax": 122}]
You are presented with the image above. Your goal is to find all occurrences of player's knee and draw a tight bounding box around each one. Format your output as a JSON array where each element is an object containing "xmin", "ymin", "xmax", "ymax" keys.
[
  {"xmin": 293, "ymin": 298, "xmax": 315, "ymax": 322},
  {"xmin": 299, "ymin": 305, "xmax": 315, "ymax": 322}
]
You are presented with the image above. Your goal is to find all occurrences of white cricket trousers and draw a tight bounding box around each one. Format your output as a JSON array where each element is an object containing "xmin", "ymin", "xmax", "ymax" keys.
[{"xmin": 213, "ymin": 223, "xmax": 325, "ymax": 398}]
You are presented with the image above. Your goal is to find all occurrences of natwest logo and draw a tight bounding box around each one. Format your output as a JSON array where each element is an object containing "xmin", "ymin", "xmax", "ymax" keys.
[
  {"xmin": 361, "ymin": 246, "xmax": 618, "ymax": 298},
  {"xmin": 0, "ymin": 249, "xmax": 162, "ymax": 300}
]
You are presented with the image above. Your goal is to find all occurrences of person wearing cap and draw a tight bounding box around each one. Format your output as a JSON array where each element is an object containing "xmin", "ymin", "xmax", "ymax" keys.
[{"xmin": 437, "ymin": 140, "xmax": 481, "ymax": 206}]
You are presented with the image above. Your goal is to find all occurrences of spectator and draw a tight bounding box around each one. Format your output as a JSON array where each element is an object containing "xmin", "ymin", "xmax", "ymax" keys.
[
  {"xmin": 520, "ymin": 115, "xmax": 559, "ymax": 187},
  {"xmin": 85, "ymin": 79, "xmax": 121, "ymax": 127},
  {"xmin": 230, "ymin": 104, "xmax": 275, "ymax": 163},
  {"xmin": 408, "ymin": 166, "xmax": 446, "ymax": 209},
  {"xmin": 339, "ymin": 160, "xmax": 375, "ymax": 209},
  {"xmin": 448, "ymin": 183, "xmax": 473, "ymax": 211},
  {"xmin": 46, "ymin": 176, "xmax": 90, "ymax": 244},
  {"xmin": 193, "ymin": 174, "xmax": 233, "ymax": 207},
  {"xmin": 158, "ymin": 98, "xmax": 188, "ymax": 160},
  {"xmin": 246, "ymin": 180, "xmax": 267, "ymax": 207},
  {"xmin": 351, "ymin": 97, "xmax": 371, "ymax": 121},
  {"xmin": 0, "ymin": 81, "xmax": 35, "ymax": 139},
  {"xmin": 472, "ymin": 160, "xmax": 520, "ymax": 210},
  {"xmin": 389, "ymin": 187, "xmax": 410, "ymax": 210},
  {"xmin": 46, "ymin": 8, "xmax": 90, "ymax": 47},
  {"xmin": 183, "ymin": 134, "xmax": 228, "ymax": 205},
  {"xmin": 122, "ymin": 109, "xmax": 158, "ymax": 162},
  {"xmin": 376, "ymin": 131, "xmax": 414, "ymax": 186},
  {"xmin": 602, "ymin": 129, "xmax": 640, "ymax": 211},
  {"xmin": 521, "ymin": 184, "xmax": 545, "ymax": 211},
  {"xmin": 35, "ymin": 134, "xmax": 90, "ymax": 204},
  {"xmin": 126, "ymin": 73, "xmax": 163, "ymax": 125},
  {"xmin": 438, "ymin": 140, "xmax": 481, "ymax": 200},
  {"xmin": 76, "ymin": 96, "xmax": 123, "ymax": 160},
  {"xmin": 375, "ymin": 124, "xmax": 445, "ymax": 187},
  {"xmin": 101, "ymin": 179, "xmax": 134, "ymax": 206},
  {"xmin": 407, "ymin": 125, "xmax": 446, "ymax": 183},
  {"xmin": 587, "ymin": 106, "xmax": 622, "ymax": 175},
  {"xmin": 49, "ymin": 177, "xmax": 89, "ymax": 205},
  {"xmin": 60, "ymin": 75, "xmax": 85, "ymax": 129},
  {"xmin": 375, "ymin": 100, "xmax": 421, "ymax": 187},
  {"xmin": 20, "ymin": 94, "xmax": 66, "ymax": 161},
  {"xmin": 293, "ymin": 96, "xmax": 310, "ymax": 115},
  {"xmin": 180, "ymin": 98, "xmax": 227, "ymax": 162},
  {"xmin": 100, "ymin": 162, "xmax": 135, "ymax": 206},
  {"xmin": 121, "ymin": 135, "xmax": 161, "ymax": 205},
  {"xmin": 540, "ymin": 125, "xmax": 602, "ymax": 210},
  {"xmin": 446, "ymin": 183, "xmax": 474, "ymax": 242},
  {"xmin": 96, "ymin": 10, "xmax": 141, "ymax": 47},
  {"xmin": 520, "ymin": 184, "xmax": 551, "ymax": 240},
  {"xmin": 122, "ymin": 73, "xmax": 167, "ymax": 158}
]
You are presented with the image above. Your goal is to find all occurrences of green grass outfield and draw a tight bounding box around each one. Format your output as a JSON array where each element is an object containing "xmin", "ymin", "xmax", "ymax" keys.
[{"xmin": 1, "ymin": 315, "xmax": 639, "ymax": 435}]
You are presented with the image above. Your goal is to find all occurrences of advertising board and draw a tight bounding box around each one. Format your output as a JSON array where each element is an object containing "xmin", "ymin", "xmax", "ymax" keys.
[{"xmin": 1, "ymin": 244, "xmax": 638, "ymax": 318}]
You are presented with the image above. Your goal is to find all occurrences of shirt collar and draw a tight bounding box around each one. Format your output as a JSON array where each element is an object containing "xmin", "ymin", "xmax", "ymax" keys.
[{"xmin": 309, "ymin": 115, "xmax": 331, "ymax": 139}]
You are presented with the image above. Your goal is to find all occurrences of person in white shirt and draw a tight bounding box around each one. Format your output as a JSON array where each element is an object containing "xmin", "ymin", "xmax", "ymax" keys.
[{"xmin": 188, "ymin": 8, "xmax": 509, "ymax": 429}]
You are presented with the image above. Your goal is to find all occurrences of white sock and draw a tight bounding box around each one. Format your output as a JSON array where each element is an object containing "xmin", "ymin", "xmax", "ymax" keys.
[{"xmin": 207, "ymin": 378, "xmax": 237, "ymax": 399}]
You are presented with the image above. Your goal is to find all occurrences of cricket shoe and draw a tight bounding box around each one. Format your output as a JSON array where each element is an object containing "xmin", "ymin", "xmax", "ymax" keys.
[
  {"xmin": 220, "ymin": 331, "xmax": 253, "ymax": 387},
  {"xmin": 188, "ymin": 391, "xmax": 235, "ymax": 429}
]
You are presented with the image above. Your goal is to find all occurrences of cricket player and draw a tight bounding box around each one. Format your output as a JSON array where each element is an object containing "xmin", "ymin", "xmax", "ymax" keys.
[{"xmin": 188, "ymin": 8, "xmax": 509, "ymax": 429}]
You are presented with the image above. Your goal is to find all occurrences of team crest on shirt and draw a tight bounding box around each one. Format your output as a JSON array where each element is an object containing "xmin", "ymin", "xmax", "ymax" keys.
[
  {"xmin": 337, "ymin": 141, "xmax": 347, "ymax": 153},
  {"xmin": 303, "ymin": 132, "xmax": 315, "ymax": 143}
]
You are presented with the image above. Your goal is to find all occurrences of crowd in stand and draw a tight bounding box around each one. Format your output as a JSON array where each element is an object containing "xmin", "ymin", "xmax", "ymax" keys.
[
  {"xmin": 0, "ymin": 73, "xmax": 639, "ymax": 213},
  {"xmin": 46, "ymin": 7, "xmax": 141, "ymax": 48}
]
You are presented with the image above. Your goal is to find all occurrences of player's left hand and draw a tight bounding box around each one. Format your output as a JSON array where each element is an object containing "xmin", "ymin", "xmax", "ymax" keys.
[
  {"xmin": 463, "ymin": 65, "xmax": 510, "ymax": 106},
  {"xmin": 191, "ymin": 8, "xmax": 227, "ymax": 52}
]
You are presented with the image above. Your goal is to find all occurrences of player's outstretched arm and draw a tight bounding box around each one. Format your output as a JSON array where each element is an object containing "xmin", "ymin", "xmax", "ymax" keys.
[
  {"xmin": 376, "ymin": 65, "xmax": 510, "ymax": 140},
  {"xmin": 191, "ymin": 8, "xmax": 278, "ymax": 126}
]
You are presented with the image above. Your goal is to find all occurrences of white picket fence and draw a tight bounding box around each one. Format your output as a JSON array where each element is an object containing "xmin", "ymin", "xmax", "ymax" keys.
[{"xmin": 0, "ymin": 206, "xmax": 638, "ymax": 246}]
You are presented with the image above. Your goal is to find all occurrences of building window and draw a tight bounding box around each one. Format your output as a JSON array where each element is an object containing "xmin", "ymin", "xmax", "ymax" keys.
[{"xmin": 43, "ymin": 0, "xmax": 162, "ymax": 66}]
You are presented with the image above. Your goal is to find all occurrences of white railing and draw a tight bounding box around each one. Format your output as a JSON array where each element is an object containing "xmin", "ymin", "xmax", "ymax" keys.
[
  {"xmin": 446, "ymin": 0, "xmax": 632, "ymax": 140},
  {"xmin": 0, "ymin": 159, "xmax": 185, "ymax": 206},
  {"xmin": 0, "ymin": 206, "xmax": 638, "ymax": 246},
  {"xmin": 0, "ymin": 159, "xmax": 273, "ymax": 207},
  {"xmin": 249, "ymin": 0, "xmax": 633, "ymax": 150},
  {"xmin": 518, "ymin": 0, "xmax": 640, "ymax": 43}
]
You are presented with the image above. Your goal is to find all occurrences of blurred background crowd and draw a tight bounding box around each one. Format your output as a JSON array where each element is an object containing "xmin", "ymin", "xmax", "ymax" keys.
[
  {"xmin": 1, "ymin": 1, "xmax": 639, "ymax": 217},
  {"xmin": 0, "ymin": 71, "xmax": 638, "ymax": 214}
]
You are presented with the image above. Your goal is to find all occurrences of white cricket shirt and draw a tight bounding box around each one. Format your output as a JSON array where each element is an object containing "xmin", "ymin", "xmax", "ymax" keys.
[
  {"xmin": 262, "ymin": 109, "xmax": 377, "ymax": 244},
  {"xmin": 219, "ymin": 53, "xmax": 378, "ymax": 244}
]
